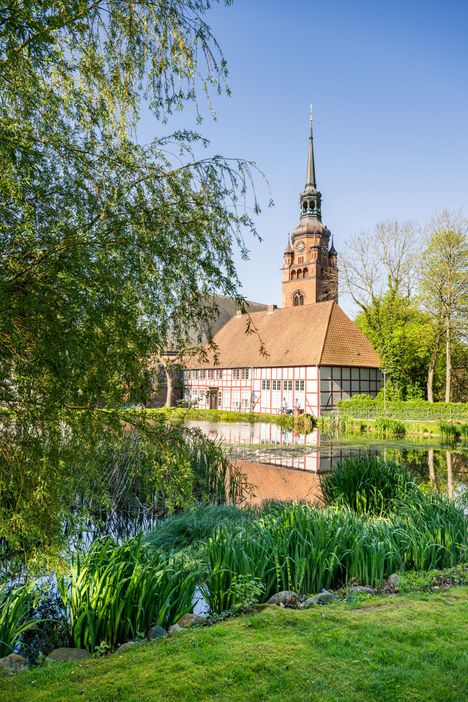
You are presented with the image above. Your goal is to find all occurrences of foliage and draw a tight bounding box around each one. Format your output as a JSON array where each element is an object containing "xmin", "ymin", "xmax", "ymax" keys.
[
  {"xmin": 0, "ymin": 414, "xmax": 249, "ymax": 573},
  {"xmin": 419, "ymin": 211, "xmax": 468, "ymax": 402},
  {"xmin": 0, "ymin": 3, "xmax": 265, "ymax": 571},
  {"xmin": 439, "ymin": 421, "xmax": 468, "ymax": 443},
  {"xmin": 373, "ymin": 417, "xmax": 406, "ymax": 437},
  {"xmin": 2, "ymin": 591, "xmax": 468, "ymax": 702},
  {"xmin": 355, "ymin": 293, "xmax": 439, "ymax": 399},
  {"xmin": 187, "ymin": 434, "xmax": 252, "ymax": 505},
  {"xmin": 145, "ymin": 504, "xmax": 254, "ymax": 553},
  {"xmin": 58, "ymin": 535, "xmax": 197, "ymax": 653},
  {"xmin": 0, "ymin": 582, "xmax": 37, "ymax": 657},
  {"xmin": 320, "ymin": 457, "xmax": 416, "ymax": 515},
  {"xmin": 397, "ymin": 564, "xmax": 468, "ymax": 592},
  {"xmin": 337, "ymin": 397, "xmax": 468, "ymax": 421},
  {"xmin": 202, "ymin": 495, "xmax": 467, "ymax": 612}
]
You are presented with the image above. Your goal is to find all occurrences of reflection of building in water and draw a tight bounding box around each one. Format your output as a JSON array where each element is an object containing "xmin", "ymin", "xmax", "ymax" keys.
[
  {"xmin": 185, "ymin": 421, "xmax": 379, "ymax": 474},
  {"xmin": 184, "ymin": 113, "xmax": 381, "ymax": 416}
]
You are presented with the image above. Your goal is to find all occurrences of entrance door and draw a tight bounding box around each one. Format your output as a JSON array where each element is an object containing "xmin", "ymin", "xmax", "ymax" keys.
[{"xmin": 209, "ymin": 388, "xmax": 218, "ymax": 410}]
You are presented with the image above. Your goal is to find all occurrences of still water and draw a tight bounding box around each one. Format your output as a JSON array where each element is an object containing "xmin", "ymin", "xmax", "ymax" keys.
[{"xmin": 184, "ymin": 420, "xmax": 468, "ymax": 504}]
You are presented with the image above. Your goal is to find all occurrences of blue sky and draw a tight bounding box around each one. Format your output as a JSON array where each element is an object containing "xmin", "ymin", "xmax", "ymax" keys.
[{"xmin": 140, "ymin": 0, "xmax": 468, "ymax": 316}]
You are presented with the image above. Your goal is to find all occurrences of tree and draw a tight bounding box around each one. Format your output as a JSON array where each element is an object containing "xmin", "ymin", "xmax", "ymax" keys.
[
  {"xmin": 341, "ymin": 220, "xmax": 423, "ymax": 395},
  {"xmin": 0, "ymin": 2, "xmax": 264, "ymax": 563},
  {"xmin": 341, "ymin": 219, "xmax": 419, "ymax": 310},
  {"xmin": 355, "ymin": 292, "xmax": 436, "ymax": 400},
  {"xmin": 420, "ymin": 211, "xmax": 468, "ymax": 402}
]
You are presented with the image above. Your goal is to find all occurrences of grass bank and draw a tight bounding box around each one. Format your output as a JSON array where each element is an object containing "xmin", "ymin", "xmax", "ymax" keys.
[
  {"xmin": 3, "ymin": 589, "xmax": 467, "ymax": 702},
  {"xmin": 138, "ymin": 407, "xmax": 315, "ymax": 431}
]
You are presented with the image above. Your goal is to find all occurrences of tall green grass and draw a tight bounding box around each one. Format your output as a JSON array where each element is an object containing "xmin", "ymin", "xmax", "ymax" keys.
[
  {"xmin": 0, "ymin": 583, "xmax": 37, "ymax": 657},
  {"xmin": 203, "ymin": 498, "xmax": 467, "ymax": 612},
  {"xmin": 145, "ymin": 504, "xmax": 254, "ymax": 553},
  {"xmin": 439, "ymin": 421, "xmax": 468, "ymax": 442},
  {"xmin": 59, "ymin": 536, "xmax": 197, "ymax": 652},
  {"xmin": 187, "ymin": 435, "xmax": 251, "ymax": 505},
  {"xmin": 320, "ymin": 456, "xmax": 417, "ymax": 516}
]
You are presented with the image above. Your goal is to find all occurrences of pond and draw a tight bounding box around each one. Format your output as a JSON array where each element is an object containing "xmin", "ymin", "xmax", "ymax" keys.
[{"xmin": 183, "ymin": 420, "xmax": 468, "ymax": 505}]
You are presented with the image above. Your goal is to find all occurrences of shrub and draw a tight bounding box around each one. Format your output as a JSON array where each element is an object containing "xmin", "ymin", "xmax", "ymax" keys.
[
  {"xmin": 337, "ymin": 398, "xmax": 468, "ymax": 421},
  {"xmin": 320, "ymin": 456, "xmax": 417, "ymax": 515},
  {"xmin": 58, "ymin": 536, "xmax": 197, "ymax": 652}
]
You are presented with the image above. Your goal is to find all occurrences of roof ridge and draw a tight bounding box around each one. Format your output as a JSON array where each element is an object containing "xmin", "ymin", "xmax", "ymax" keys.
[{"xmin": 318, "ymin": 300, "xmax": 335, "ymax": 365}]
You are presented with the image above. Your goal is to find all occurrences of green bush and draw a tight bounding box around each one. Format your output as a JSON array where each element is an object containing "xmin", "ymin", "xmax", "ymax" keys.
[
  {"xmin": 58, "ymin": 536, "xmax": 197, "ymax": 652},
  {"xmin": 320, "ymin": 456, "xmax": 417, "ymax": 515},
  {"xmin": 337, "ymin": 398, "xmax": 468, "ymax": 421}
]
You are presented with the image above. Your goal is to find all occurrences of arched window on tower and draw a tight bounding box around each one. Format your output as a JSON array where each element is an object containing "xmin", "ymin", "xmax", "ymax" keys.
[
  {"xmin": 303, "ymin": 267, "xmax": 308, "ymax": 277},
  {"xmin": 297, "ymin": 269, "xmax": 302, "ymax": 279},
  {"xmin": 293, "ymin": 291, "xmax": 304, "ymax": 307},
  {"xmin": 291, "ymin": 270, "xmax": 296, "ymax": 280}
]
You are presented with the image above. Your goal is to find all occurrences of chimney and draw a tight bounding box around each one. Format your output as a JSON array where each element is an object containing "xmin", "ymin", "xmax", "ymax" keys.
[{"xmin": 267, "ymin": 304, "xmax": 277, "ymax": 315}]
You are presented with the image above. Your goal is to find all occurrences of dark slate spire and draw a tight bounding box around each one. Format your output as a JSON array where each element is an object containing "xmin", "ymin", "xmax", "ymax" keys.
[
  {"xmin": 299, "ymin": 106, "xmax": 322, "ymax": 221},
  {"xmin": 305, "ymin": 105, "xmax": 317, "ymax": 189}
]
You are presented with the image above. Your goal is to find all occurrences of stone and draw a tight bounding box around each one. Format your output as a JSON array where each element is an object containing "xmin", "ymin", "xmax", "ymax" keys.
[
  {"xmin": 0, "ymin": 653, "xmax": 29, "ymax": 674},
  {"xmin": 148, "ymin": 625, "xmax": 167, "ymax": 640},
  {"xmin": 349, "ymin": 586, "xmax": 377, "ymax": 595},
  {"xmin": 48, "ymin": 647, "xmax": 91, "ymax": 662},
  {"xmin": 387, "ymin": 573, "xmax": 400, "ymax": 591},
  {"xmin": 176, "ymin": 613, "xmax": 207, "ymax": 629},
  {"xmin": 314, "ymin": 590, "xmax": 337, "ymax": 606},
  {"xmin": 168, "ymin": 624, "xmax": 184, "ymax": 636},
  {"xmin": 266, "ymin": 591, "xmax": 299, "ymax": 606}
]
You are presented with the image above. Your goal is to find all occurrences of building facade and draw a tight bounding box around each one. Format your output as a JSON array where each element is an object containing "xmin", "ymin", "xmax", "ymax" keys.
[{"xmin": 184, "ymin": 114, "xmax": 381, "ymax": 416}]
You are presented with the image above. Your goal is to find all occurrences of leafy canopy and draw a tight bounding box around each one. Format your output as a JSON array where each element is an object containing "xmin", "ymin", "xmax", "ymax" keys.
[{"xmin": 0, "ymin": 1, "xmax": 264, "ymax": 565}]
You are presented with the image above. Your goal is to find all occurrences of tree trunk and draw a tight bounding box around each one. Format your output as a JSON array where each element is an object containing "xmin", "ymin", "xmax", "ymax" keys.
[
  {"xmin": 445, "ymin": 315, "xmax": 452, "ymax": 403},
  {"xmin": 427, "ymin": 330, "xmax": 441, "ymax": 403},
  {"xmin": 446, "ymin": 451, "xmax": 453, "ymax": 499},
  {"xmin": 428, "ymin": 448, "xmax": 437, "ymax": 491},
  {"xmin": 164, "ymin": 365, "xmax": 173, "ymax": 407},
  {"xmin": 427, "ymin": 363, "xmax": 435, "ymax": 403}
]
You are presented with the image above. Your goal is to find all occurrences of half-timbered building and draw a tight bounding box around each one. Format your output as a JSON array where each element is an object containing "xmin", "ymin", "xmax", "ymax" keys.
[{"xmin": 183, "ymin": 112, "xmax": 381, "ymax": 416}]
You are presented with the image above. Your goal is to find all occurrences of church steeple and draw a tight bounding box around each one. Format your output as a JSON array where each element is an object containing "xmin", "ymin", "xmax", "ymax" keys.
[
  {"xmin": 282, "ymin": 109, "xmax": 338, "ymax": 307},
  {"xmin": 305, "ymin": 106, "xmax": 316, "ymax": 189},
  {"xmin": 300, "ymin": 107, "xmax": 322, "ymax": 221}
]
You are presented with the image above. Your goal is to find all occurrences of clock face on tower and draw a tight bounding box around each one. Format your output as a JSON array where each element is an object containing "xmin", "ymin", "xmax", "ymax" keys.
[{"xmin": 296, "ymin": 240, "xmax": 305, "ymax": 254}]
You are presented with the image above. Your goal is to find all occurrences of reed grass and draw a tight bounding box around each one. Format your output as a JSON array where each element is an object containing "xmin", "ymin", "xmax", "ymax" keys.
[
  {"xmin": 58, "ymin": 536, "xmax": 197, "ymax": 652},
  {"xmin": 0, "ymin": 583, "xmax": 37, "ymax": 657},
  {"xmin": 320, "ymin": 456, "xmax": 417, "ymax": 516},
  {"xmin": 203, "ymin": 497, "xmax": 467, "ymax": 612},
  {"xmin": 145, "ymin": 504, "xmax": 254, "ymax": 552}
]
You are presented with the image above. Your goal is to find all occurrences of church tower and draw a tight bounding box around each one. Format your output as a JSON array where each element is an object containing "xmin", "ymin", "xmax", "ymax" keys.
[{"xmin": 282, "ymin": 110, "xmax": 338, "ymax": 307}]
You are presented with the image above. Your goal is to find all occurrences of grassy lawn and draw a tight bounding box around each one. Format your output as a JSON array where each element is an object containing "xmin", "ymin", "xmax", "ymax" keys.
[{"xmin": 2, "ymin": 590, "xmax": 467, "ymax": 702}]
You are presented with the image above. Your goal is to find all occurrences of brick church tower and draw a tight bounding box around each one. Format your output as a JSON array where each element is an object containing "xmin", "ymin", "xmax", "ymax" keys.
[{"xmin": 282, "ymin": 110, "xmax": 338, "ymax": 307}]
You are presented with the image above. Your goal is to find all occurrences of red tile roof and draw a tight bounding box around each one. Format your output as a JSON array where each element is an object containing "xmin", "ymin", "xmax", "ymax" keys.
[{"xmin": 185, "ymin": 301, "xmax": 380, "ymax": 368}]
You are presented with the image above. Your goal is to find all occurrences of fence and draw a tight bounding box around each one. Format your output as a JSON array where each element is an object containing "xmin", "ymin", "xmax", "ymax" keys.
[{"xmin": 336, "ymin": 404, "xmax": 468, "ymax": 423}]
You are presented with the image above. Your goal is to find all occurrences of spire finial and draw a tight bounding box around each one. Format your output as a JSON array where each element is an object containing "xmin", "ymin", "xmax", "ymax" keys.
[{"xmin": 305, "ymin": 106, "xmax": 316, "ymax": 189}]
